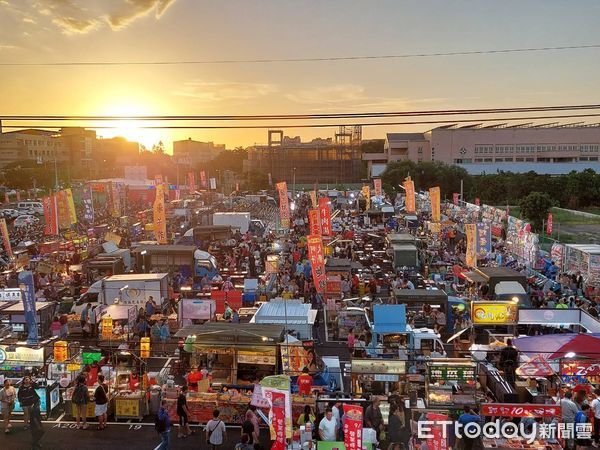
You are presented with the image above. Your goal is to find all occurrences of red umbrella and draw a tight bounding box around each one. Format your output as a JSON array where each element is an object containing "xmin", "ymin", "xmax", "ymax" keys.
[{"xmin": 549, "ymin": 334, "xmax": 600, "ymax": 359}]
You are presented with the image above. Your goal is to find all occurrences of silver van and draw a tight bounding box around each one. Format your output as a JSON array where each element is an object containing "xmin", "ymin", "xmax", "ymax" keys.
[{"xmin": 17, "ymin": 201, "xmax": 43, "ymax": 215}]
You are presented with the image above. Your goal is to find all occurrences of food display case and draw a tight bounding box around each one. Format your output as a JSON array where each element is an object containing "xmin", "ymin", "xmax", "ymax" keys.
[
  {"xmin": 426, "ymin": 359, "xmax": 478, "ymax": 408},
  {"xmin": 13, "ymin": 379, "xmax": 61, "ymax": 419},
  {"xmin": 114, "ymin": 390, "xmax": 146, "ymax": 420},
  {"xmin": 63, "ymin": 385, "xmax": 115, "ymax": 419},
  {"xmin": 350, "ymin": 359, "xmax": 407, "ymax": 395}
]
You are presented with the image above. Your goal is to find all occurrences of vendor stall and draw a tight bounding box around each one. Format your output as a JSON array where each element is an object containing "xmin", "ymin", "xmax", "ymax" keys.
[
  {"xmin": 97, "ymin": 304, "xmax": 137, "ymax": 347},
  {"xmin": 350, "ymin": 359, "xmax": 407, "ymax": 395},
  {"xmin": 425, "ymin": 359, "xmax": 478, "ymax": 408},
  {"xmin": 250, "ymin": 299, "xmax": 317, "ymax": 341},
  {"xmin": 0, "ymin": 301, "xmax": 57, "ymax": 339},
  {"xmin": 178, "ymin": 298, "xmax": 215, "ymax": 327}
]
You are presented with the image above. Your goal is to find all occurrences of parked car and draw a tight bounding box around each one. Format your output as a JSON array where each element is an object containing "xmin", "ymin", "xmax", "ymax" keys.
[
  {"xmin": 17, "ymin": 201, "xmax": 44, "ymax": 215},
  {"xmin": 13, "ymin": 215, "xmax": 39, "ymax": 227},
  {"xmin": 0, "ymin": 209, "xmax": 20, "ymax": 220}
]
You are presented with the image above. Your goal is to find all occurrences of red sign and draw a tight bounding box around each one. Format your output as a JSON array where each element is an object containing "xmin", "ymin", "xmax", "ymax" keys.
[
  {"xmin": 210, "ymin": 290, "xmax": 242, "ymax": 315},
  {"xmin": 546, "ymin": 212, "xmax": 553, "ymax": 235},
  {"xmin": 43, "ymin": 195, "xmax": 59, "ymax": 235},
  {"xmin": 308, "ymin": 209, "xmax": 321, "ymax": 236},
  {"xmin": 318, "ymin": 197, "xmax": 332, "ymax": 236},
  {"xmin": 188, "ymin": 172, "xmax": 196, "ymax": 192},
  {"xmin": 474, "ymin": 198, "xmax": 480, "ymax": 206},
  {"xmin": 373, "ymin": 178, "xmax": 382, "ymax": 197},
  {"xmin": 561, "ymin": 359, "xmax": 600, "ymax": 377},
  {"xmin": 481, "ymin": 403, "xmax": 560, "ymax": 418},
  {"xmin": 4, "ymin": 192, "xmax": 8, "ymax": 204},
  {"xmin": 343, "ymin": 404, "xmax": 363, "ymax": 450},
  {"xmin": 200, "ymin": 171, "xmax": 207, "ymax": 188},
  {"xmin": 426, "ymin": 413, "xmax": 449, "ymax": 450},
  {"xmin": 307, "ymin": 235, "xmax": 327, "ymax": 294},
  {"xmin": 452, "ymin": 193, "xmax": 459, "ymax": 206},
  {"xmin": 276, "ymin": 182, "xmax": 290, "ymax": 228},
  {"xmin": 516, "ymin": 354, "xmax": 554, "ymax": 377},
  {"xmin": 271, "ymin": 391, "xmax": 286, "ymax": 450}
]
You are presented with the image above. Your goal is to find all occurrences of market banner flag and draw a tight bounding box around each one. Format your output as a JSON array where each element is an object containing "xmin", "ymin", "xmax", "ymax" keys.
[
  {"xmin": 452, "ymin": 193, "xmax": 459, "ymax": 206},
  {"xmin": 403, "ymin": 177, "xmax": 415, "ymax": 213},
  {"xmin": 476, "ymin": 222, "xmax": 491, "ymax": 258},
  {"xmin": 43, "ymin": 196, "xmax": 59, "ymax": 235},
  {"xmin": 308, "ymin": 209, "xmax": 321, "ymax": 236},
  {"xmin": 65, "ymin": 188, "xmax": 77, "ymax": 224},
  {"xmin": 343, "ymin": 404, "xmax": 363, "ymax": 450},
  {"xmin": 270, "ymin": 391, "xmax": 286, "ymax": 450},
  {"xmin": 110, "ymin": 182, "xmax": 121, "ymax": 218},
  {"xmin": 56, "ymin": 190, "xmax": 70, "ymax": 229},
  {"xmin": 465, "ymin": 223, "xmax": 477, "ymax": 267},
  {"xmin": 16, "ymin": 191, "xmax": 20, "ymax": 202},
  {"xmin": 309, "ymin": 190, "xmax": 318, "ymax": 209},
  {"xmin": 361, "ymin": 185, "xmax": 371, "ymax": 210},
  {"xmin": 429, "ymin": 186, "xmax": 441, "ymax": 222},
  {"xmin": 187, "ymin": 172, "xmax": 196, "ymax": 191},
  {"xmin": 373, "ymin": 178, "xmax": 382, "ymax": 197},
  {"xmin": 200, "ymin": 170, "xmax": 207, "ymax": 188},
  {"xmin": 260, "ymin": 375, "xmax": 292, "ymax": 439},
  {"xmin": 547, "ymin": 212, "xmax": 553, "ymax": 235},
  {"xmin": 318, "ymin": 197, "xmax": 332, "ymax": 236},
  {"xmin": 83, "ymin": 185, "xmax": 94, "ymax": 223},
  {"xmin": 516, "ymin": 354, "xmax": 554, "ymax": 378},
  {"xmin": 276, "ymin": 182, "xmax": 290, "ymax": 228},
  {"xmin": 0, "ymin": 218, "xmax": 13, "ymax": 259},
  {"xmin": 153, "ymin": 184, "xmax": 167, "ymax": 244},
  {"xmin": 426, "ymin": 412, "xmax": 449, "ymax": 450},
  {"xmin": 18, "ymin": 270, "xmax": 38, "ymax": 345},
  {"xmin": 307, "ymin": 234, "xmax": 327, "ymax": 294}
]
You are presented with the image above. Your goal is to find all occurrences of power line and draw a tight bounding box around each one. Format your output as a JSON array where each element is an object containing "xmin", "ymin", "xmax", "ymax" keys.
[
  {"xmin": 4, "ymin": 112, "xmax": 600, "ymax": 130},
  {"xmin": 1, "ymin": 44, "xmax": 599, "ymax": 67},
  {"xmin": 3, "ymin": 104, "xmax": 600, "ymax": 121}
]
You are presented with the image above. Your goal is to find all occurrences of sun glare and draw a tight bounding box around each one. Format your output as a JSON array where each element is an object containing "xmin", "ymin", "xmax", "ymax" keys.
[{"xmin": 98, "ymin": 101, "xmax": 164, "ymax": 151}]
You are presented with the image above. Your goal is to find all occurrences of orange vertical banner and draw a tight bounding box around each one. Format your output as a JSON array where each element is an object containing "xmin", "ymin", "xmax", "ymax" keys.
[
  {"xmin": 429, "ymin": 186, "xmax": 440, "ymax": 222},
  {"xmin": 307, "ymin": 234, "xmax": 327, "ymax": 293},
  {"xmin": 276, "ymin": 182, "xmax": 290, "ymax": 228},
  {"xmin": 308, "ymin": 209, "xmax": 321, "ymax": 236},
  {"xmin": 153, "ymin": 184, "xmax": 167, "ymax": 244},
  {"xmin": 0, "ymin": 218, "xmax": 13, "ymax": 259},
  {"xmin": 465, "ymin": 223, "xmax": 477, "ymax": 267},
  {"xmin": 309, "ymin": 190, "xmax": 317, "ymax": 209},
  {"xmin": 403, "ymin": 177, "xmax": 415, "ymax": 213},
  {"xmin": 318, "ymin": 197, "xmax": 331, "ymax": 236}
]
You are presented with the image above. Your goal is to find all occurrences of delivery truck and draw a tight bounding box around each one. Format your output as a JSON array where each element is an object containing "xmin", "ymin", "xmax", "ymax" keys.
[
  {"xmin": 72, "ymin": 273, "xmax": 170, "ymax": 313},
  {"xmin": 212, "ymin": 212, "xmax": 265, "ymax": 235},
  {"xmin": 132, "ymin": 244, "xmax": 218, "ymax": 279}
]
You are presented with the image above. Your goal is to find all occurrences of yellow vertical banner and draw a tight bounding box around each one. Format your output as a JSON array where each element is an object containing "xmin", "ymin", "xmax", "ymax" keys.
[
  {"xmin": 362, "ymin": 185, "xmax": 371, "ymax": 210},
  {"xmin": 153, "ymin": 184, "xmax": 167, "ymax": 244},
  {"xmin": 65, "ymin": 188, "xmax": 77, "ymax": 224},
  {"xmin": 403, "ymin": 177, "xmax": 415, "ymax": 213},
  {"xmin": 429, "ymin": 186, "xmax": 440, "ymax": 223},
  {"xmin": 465, "ymin": 223, "xmax": 477, "ymax": 267},
  {"xmin": 276, "ymin": 182, "xmax": 290, "ymax": 228},
  {"xmin": 310, "ymin": 190, "xmax": 317, "ymax": 209},
  {"xmin": 0, "ymin": 218, "xmax": 13, "ymax": 259},
  {"xmin": 56, "ymin": 190, "xmax": 70, "ymax": 229}
]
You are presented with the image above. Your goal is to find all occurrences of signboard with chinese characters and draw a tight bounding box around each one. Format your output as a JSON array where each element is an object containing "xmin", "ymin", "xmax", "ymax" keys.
[
  {"xmin": 0, "ymin": 288, "xmax": 22, "ymax": 302},
  {"xmin": 560, "ymin": 359, "xmax": 600, "ymax": 384},
  {"xmin": 308, "ymin": 209, "xmax": 321, "ymax": 236},
  {"xmin": 429, "ymin": 186, "xmax": 441, "ymax": 223},
  {"xmin": 318, "ymin": 197, "xmax": 331, "ymax": 236},
  {"xmin": 428, "ymin": 364, "xmax": 475, "ymax": 382},
  {"xmin": 481, "ymin": 403, "xmax": 560, "ymax": 418},
  {"xmin": 465, "ymin": 223, "xmax": 477, "ymax": 267},
  {"xmin": 403, "ymin": 177, "xmax": 415, "ymax": 213},
  {"xmin": 476, "ymin": 222, "xmax": 491, "ymax": 258},
  {"xmin": 343, "ymin": 404, "xmax": 363, "ymax": 450},
  {"xmin": 0, "ymin": 345, "xmax": 44, "ymax": 367},
  {"xmin": 276, "ymin": 182, "xmax": 290, "ymax": 228},
  {"xmin": 472, "ymin": 301, "xmax": 518, "ymax": 325},
  {"xmin": 426, "ymin": 413, "xmax": 449, "ymax": 450},
  {"xmin": 307, "ymin": 234, "xmax": 327, "ymax": 294}
]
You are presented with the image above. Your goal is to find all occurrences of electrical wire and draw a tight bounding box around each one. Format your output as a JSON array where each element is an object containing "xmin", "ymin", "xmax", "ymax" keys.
[
  {"xmin": 3, "ymin": 104, "xmax": 600, "ymax": 121},
  {"xmin": 1, "ymin": 44, "xmax": 599, "ymax": 67},
  {"xmin": 3, "ymin": 112, "xmax": 600, "ymax": 130}
]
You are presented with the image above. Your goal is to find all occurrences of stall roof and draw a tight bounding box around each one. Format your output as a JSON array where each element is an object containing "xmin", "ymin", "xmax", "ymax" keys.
[
  {"xmin": 103, "ymin": 273, "xmax": 168, "ymax": 281},
  {"xmin": 174, "ymin": 323, "xmax": 285, "ymax": 345},
  {"xmin": 252, "ymin": 299, "xmax": 315, "ymax": 325},
  {"xmin": 325, "ymin": 258, "xmax": 353, "ymax": 271},
  {"xmin": 393, "ymin": 289, "xmax": 448, "ymax": 301},
  {"xmin": 494, "ymin": 281, "xmax": 526, "ymax": 295},
  {"xmin": 477, "ymin": 267, "xmax": 524, "ymax": 279},
  {"xmin": 373, "ymin": 304, "xmax": 407, "ymax": 333},
  {"xmin": 463, "ymin": 271, "xmax": 486, "ymax": 283},
  {"xmin": 0, "ymin": 301, "xmax": 55, "ymax": 313},
  {"xmin": 131, "ymin": 245, "xmax": 196, "ymax": 254}
]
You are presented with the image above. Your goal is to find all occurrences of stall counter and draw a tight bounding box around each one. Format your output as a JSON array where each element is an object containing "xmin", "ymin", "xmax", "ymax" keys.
[
  {"xmin": 12, "ymin": 380, "xmax": 60, "ymax": 419},
  {"xmin": 114, "ymin": 391, "xmax": 146, "ymax": 420}
]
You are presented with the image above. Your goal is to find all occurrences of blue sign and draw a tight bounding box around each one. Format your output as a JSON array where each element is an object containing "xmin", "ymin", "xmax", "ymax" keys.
[
  {"xmin": 18, "ymin": 270, "xmax": 38, "ymax": 345},
  {"xmin": 476, "ymin": 222, "xmax": 492, "ymax": 258}
]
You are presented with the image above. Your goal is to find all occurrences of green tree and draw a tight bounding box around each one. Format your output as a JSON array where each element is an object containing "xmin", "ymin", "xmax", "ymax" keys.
[
  {"xmin": 245, "ymin": 170, "xmax": 269, "ymax": 191},
  {"xmin": 519, "ymin": 191, "xmax": 555, "ymax": 232},
  {"xmin": 360, "ymin": 140, "xmax": 385, "ymax": 153}
]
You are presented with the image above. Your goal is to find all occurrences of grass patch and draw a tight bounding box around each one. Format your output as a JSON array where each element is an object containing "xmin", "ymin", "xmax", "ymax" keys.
[{"xmin": 501, "ymin": 206, "xmax": 600, "ymax": 225}]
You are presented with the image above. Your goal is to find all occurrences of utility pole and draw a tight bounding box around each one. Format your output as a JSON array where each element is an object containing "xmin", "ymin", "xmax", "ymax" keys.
[
  {"xmin": 54, "ymin": 151, "xmax": 59, "ymax": 190},
  {"xmin": 460, "ymin": 179, "xmax": 464, "ymax": 205}
]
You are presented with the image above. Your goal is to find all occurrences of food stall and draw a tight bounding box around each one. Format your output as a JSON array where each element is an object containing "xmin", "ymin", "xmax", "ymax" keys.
[
  {"xmin": 175, "ymin": 323, "xmax": 285, "ymax": 385},
  {"xmin": 97, "ymin": 304, "xmax": 137, "ymax": 347},
  {"xmin": 250, "ymin": 299, "xmax": 317, "ymax": 341},
  {"xmin": 426, "ymin": 359, "xmax": 478, "ymax": 408},
  {"xmin": 113, "ymin": 352, "xmax": 148, "ymax": 421},
  {"xmin": 563, "ymin": 244, "xmax": 600, "ymax": 288},
  {"xmin": 350, "ymin": 359, "xmax": 407, "ymax": 395},
  {"xmin": 0, "ymin": 342, "xmax": 61, "ymax": 418},
  {"xmin": 178, "ymin": 298, "xmax": 216, "ymax": 327},
  {"xmin": 0, "ymin": 301, "xmax": 57, "ymax": 340}
]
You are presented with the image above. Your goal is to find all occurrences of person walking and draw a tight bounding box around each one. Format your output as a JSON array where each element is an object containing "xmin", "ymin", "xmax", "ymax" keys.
[
  {"xmin": 318, "ymin": 408, "xmax": 338, "ymax": 442},
  {"xmin": 0, "ymin": 379, "xmax": 17, "ymax": 433},
  {"xmin": 243, "ymin": 405, "xmax": 260, "ymax": 444},
  {"xmin": 591, "ymin": 388, "xmax": 600, "ymax": 445},
  {"xmin": 387, "ymin": 404, "xmax": 404, "ymax": 450},
  {"xmin": 71, "ymin": 375, "xmax": 89, "ymax": 429},
  {"xmin": 159, "ymin": 319, "xmax": 170, "ymax": 356},
  {"xmin": 176, "ymin": 386, "xmax": 194, "ymax": 438},
  {"xmin": 29, "ymin": 401, "xmax": 44, "ymax": 450},
  {"xmin": 17, "ymin": 376, "xmax": 40, "ymax": 430},
  {"xmin": 94, "ymin": 374, "xmax": 109, "ymax": 430},
  {"xmin": 155, "ymin": 400, "xmax": 171, "ymax": 450},
  {"xmin": 365, "ymin": 398, "xmax": 384, "ymax": 442},
  {"xmin": 205, "ymin": 409, "xmax": 227, "ymax": 449}
]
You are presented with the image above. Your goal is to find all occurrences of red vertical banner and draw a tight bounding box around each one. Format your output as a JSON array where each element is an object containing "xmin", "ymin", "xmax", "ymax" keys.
[
  {"xmin": 373, "ymin": 178, "xmax": 382, "ymax": 197},
  {"xmin": 56, "ymin": 190, "xmax": 70, "ymax": 229},
  {"xmin": 403, "ymin": 177, "xmax": 415, "ymax": 213},
  {"xmin": 43, "ymin": 196, "xmax": 58, "ymax": 235},
  {"xmin": 308, "ymin": 209, "xmax": 321, "ymax": 235},
  {"xmin": 4, "ymin": 192, "xmax": 9, "ymax": 204},
  {"xmin": 271, "ymin": 391, "xmax": 286, "ymax": 450},
  {"xmin": 0, "ymin": 219, "xmax": 13, "ymax": 259},
  {"xmin": 307, "ymin": 235, "xmax": 327, "ymax": 293},
  {"xmin": 235, "ymin": 182, "xmax": 240, "ymax": 192},
  {"xmin": 547, "ymin": 212, "xmax": 553, "ymax": 235},
  {"xmin": 16, "ymin": 191, "xmax": 21, "ymax": 202},
  {"xmin": 343, "ymin": 404, "xmax": 363, "ymax": 450},
  {"xmin": 276, "ymin": 182, "xmax": 290, "ymax": 228},
  {"xmin": 426, "ymin": 413, "xmax": 449, "ymax": 450},
  {"xmin": 200, "ymin": 171, "xmax": 207, "ymax": 188},
  {"xmin": 453, "ymin": 193, "xmax": 459, "ymax": 206},
  {"xmin": 318, "ymin": 197, "xmax": 331, "ymax": 236},
  {"xmin": 187, "ymin": 172, "xmax": 196, "ymax": 192},
  {"xmin": 475, "ymin": 197, "xmax": 480, "ymax": 206}
]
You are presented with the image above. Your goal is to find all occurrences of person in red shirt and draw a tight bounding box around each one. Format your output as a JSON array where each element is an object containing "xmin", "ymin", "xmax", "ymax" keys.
[
  {"xmin": 297, "ymin": 367, "xmax": 313, "ymax": 396},
  {"xmin": 186, "ymin": 366, "xmax": 203, "ymax": 392}
]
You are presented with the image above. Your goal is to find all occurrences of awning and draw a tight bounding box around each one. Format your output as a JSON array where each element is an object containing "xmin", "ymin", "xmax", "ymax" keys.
[
  {"xmin": 446, "ymin": 326, "xmax": 470, "ymax": 344},
  {"xmin": 463, "ymin": 271, "xmax": 486, "ymax": 283}
]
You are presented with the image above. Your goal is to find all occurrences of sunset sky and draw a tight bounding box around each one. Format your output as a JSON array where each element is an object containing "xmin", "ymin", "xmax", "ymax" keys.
[{"xmin": 1, "ymin": 0, "xmax": 600, "ymax": 151}]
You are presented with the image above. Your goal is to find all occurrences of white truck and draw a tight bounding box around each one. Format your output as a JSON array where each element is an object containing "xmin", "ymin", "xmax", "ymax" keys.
[
  {"xmin": 72, "ymin": 273, "xmax": 170, "ymax": 314},
  {"xmin": 212, "ymin": 212, "xmax": 265, "ymax": 234}
]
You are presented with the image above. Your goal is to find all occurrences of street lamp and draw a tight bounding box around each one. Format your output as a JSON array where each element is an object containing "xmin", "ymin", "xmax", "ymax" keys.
[{"xmin": 292, "ymin": 167, "xmax": 296, "ymax": 197}]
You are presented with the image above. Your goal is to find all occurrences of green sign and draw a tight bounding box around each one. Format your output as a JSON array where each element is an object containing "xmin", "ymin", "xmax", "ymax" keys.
[
  {"xmin": 317, "ymin": 442, "xmax": 373, "ymax": 450},
  {"xmin": 82, "ymin": 352, "xmax": 102, "ymax": 365},
  {"xmin": 428, "ymin": 365, "xmax": 475, "ymax": 382}
]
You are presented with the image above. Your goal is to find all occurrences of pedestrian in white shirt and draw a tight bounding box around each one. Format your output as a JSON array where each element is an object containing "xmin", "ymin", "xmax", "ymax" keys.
[
  {"xmin": 319, "ymin": 408, "xmax": 338, "ymax": 442},
  {"xmin": 205, "ymin": 409, "xmax": 227, "ymax": 449}
]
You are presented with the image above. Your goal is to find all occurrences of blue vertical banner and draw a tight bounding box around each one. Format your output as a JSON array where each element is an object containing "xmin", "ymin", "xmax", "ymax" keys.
[
  {"xmin": 83, "ymin": 185, "xmax": 94, "ymax": 223},
  {"xmin": 476, "ymin": 222, "xmax": 492, "ymax": 259},
  {"xmin": 18, "ymin": 270, "xmax": 38, "ymax": 344}
]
